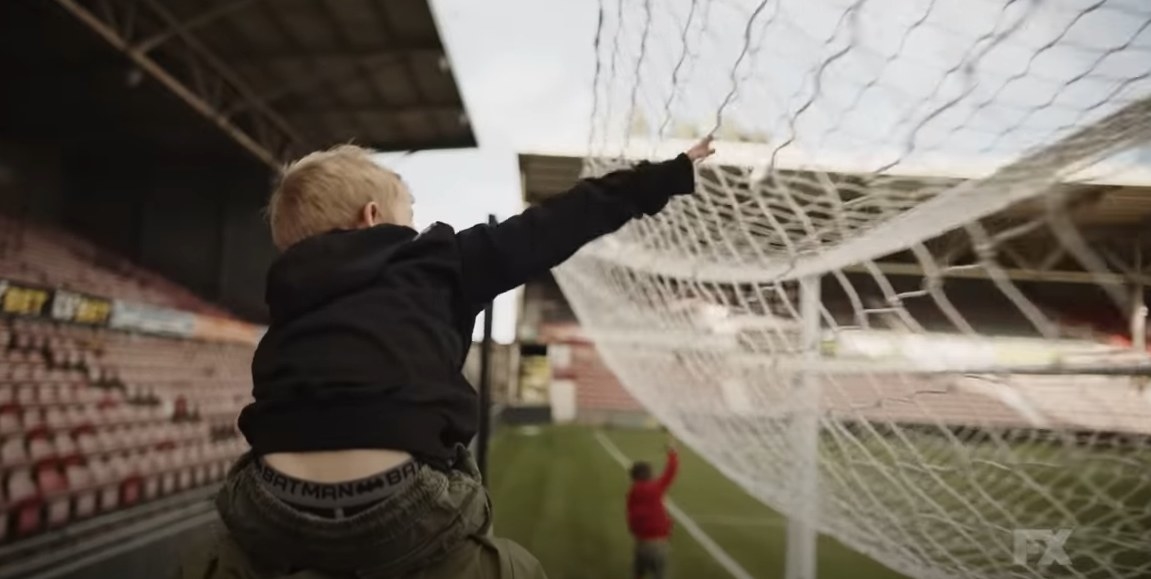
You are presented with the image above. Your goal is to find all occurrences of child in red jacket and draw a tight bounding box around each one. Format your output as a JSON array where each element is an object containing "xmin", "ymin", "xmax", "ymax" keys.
[{"xmin": 627, "ymin": 439, "xmax": 679, "ymax": 579}]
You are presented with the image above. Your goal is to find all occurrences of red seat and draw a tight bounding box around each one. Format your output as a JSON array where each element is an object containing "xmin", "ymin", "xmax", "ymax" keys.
[
  {"xmin": 0, "ymin": 406, "xmax": 20, "ymax": 437},
  {"xmin": 36, "ymin": 464, "xmax": 69, "ymax": 528},
  {"xmin": 113, "ymin": 455, "xmax": 142, "ymax": 506},
  {"xmin": 6, "ymin": 469, "xmax": 42, "ymax": 537}
]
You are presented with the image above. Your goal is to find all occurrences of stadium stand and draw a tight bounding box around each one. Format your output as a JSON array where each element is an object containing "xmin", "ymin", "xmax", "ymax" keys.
[
  {"xmin": 541, "ymin": 323, "xmax": 643, "ymax": 415},
  {"xmin": 0, "ymin": 213, "xmax": 230, "ymax": 318},
  {"xmin": 0, "ymin": 314, "xmax": 250, "ymax": 544},
  {"xmin": 0, "ymin": 0, "xmax": 475, "ymax": 574},
  {"xmin": 0, "ymin": 211, "xmax": 253, "ymax": 570}
]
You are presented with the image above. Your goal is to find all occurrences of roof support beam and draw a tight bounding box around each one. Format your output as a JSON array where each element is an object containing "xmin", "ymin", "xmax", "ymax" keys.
[
  {"xmin": 54, "ymin": 0, "xmax": 307, "ymax": 167},
  {"xmin": 221, "ymin": 60, "xmax": 402, "ymax": 118},
  {"xmin": 136, "ymin": 0, "xmax": 260, "ymax": 53}
]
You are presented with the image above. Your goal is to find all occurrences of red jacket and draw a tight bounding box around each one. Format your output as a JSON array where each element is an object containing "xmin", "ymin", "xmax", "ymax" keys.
[{"xmin": 626, "ymin": 449, "xmax": 679, "ymax": 540}]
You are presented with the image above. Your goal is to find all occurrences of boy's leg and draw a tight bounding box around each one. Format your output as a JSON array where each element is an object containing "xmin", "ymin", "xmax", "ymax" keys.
[
  {"xmin": 633, "ymin": 541, "xmax": 648, "ymax": 579},
  {"xmin": 633, "ymin": 540, "xmax": 669, "ymax": 579},
  {"xmin": 649, "ymin": 540, "xmax": 669, "ymax": 579}
]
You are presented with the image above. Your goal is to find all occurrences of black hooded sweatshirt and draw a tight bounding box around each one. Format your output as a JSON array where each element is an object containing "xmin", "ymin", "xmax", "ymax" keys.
[{"xmin": 240, "ymin": 154, "xmax": 695, "ymax": 465}]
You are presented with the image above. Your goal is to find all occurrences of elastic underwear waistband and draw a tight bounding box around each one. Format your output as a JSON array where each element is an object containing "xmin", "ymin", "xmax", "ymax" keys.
[{"xmin": 254, "ymin": 458, "xmax": 419, "ymax": 508}]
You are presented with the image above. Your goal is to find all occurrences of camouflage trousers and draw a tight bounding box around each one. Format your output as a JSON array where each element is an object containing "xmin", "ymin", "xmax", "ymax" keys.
[{"xmin": 177, "ymin": 446, "xmax": 546, "ymax": 579}]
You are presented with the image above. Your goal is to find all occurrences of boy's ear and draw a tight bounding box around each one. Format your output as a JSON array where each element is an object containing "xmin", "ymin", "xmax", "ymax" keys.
[{"xmin": 360, "ymin": 202, "xmax": 380, "ymax": 228}]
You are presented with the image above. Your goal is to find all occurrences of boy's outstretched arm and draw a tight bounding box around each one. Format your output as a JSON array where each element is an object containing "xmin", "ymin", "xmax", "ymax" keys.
[
  {"xmin": 456, "ymin": 137, "xmax": 715, "ymax": 311},
  {"xmin": 657, "ymin": 441, "xmax": 679, "ymax": 492}
]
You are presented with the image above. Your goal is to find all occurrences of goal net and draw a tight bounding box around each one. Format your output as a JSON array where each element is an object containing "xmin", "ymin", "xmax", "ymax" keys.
[{"xmin": 558, "ymin": 0, "xmax": 1151, "ymax": 578}]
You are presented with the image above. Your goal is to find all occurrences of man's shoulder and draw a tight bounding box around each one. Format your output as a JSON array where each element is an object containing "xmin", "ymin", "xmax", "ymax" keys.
[
  {"xmin": 412, "ymin": 534, "xmax": 546, "ymax": 579},
  {"xmin": 416, "ymin": 221, "xmax": 457, "ymax": 238}
]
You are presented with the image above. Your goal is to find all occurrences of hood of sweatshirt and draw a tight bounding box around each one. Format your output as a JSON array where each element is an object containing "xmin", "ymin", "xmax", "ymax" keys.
[{"xmin": 264, "ymin": 224, "xmax": 432, "ymax": 323}]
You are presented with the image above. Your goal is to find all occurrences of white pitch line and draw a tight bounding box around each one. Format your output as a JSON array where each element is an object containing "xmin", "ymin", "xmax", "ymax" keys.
[
  {"xmin": 593, "ymin": 431, "xmax": 756, "ymax": 579},
  {"xmin": 693, "ymin": 515, "xmax": 785, "ymax": 528}
]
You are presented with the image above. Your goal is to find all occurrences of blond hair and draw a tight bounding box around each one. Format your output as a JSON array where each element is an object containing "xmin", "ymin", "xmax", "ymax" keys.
[{"xmin": 267, "ymin": 144, "xmax": 405, "ymax": 250}]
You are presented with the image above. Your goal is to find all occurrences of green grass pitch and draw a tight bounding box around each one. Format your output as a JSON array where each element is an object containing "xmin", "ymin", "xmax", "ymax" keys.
[{"xmin": 488, "ymin": 424, "xmax": 909, "ymax": 579}]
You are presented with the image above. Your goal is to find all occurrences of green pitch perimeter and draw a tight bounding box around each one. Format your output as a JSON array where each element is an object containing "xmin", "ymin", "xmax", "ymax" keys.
[{"xmin": 488, "ymin": 424, "xmax": 908, "ymax": 579}]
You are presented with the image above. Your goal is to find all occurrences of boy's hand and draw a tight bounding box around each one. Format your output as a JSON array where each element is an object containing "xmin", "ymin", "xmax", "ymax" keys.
[{"xmin": 685, "ymin": 135, "xmax": 716, "ymax": 163}]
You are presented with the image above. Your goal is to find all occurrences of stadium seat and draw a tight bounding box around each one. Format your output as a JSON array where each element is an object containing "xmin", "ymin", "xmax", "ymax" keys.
[
  {"xmin": 95, "ymin": 428, "xmax": 116, "ymax": 453},
  {"xmin": 27, "ymin": 434, "xmax": 54, "ymax": 463},
  {"xmin": 40, "ymin": 383, "xmax": 60, "ymax": 404},
  {"xmin": 75, "ymin": 430, "xmax": 98, "ymax": 456},
  {"xmin": 137, "ymin": 450, "xmax": 161, "ymax": 500},
  {"xmin": 22, "ymin": 408, "xmax": 44, "ymax": 433},
  {"xmin": 53, "ymin": 432, "xmax": 76, "ymax": 461},
  {"xmin": 89, "ymin": 457, "xmax": 118, "ymax": 512},
  {"xmin": 44, "ymin": 406, "xmax": 67, "ymax": 430},
  {"xmin": 6, "ymin": 469, "xmax": 41, "ymax": 537},
  {"xmin": 174, "ymin": 447, "xmax": 193, "ymax": 491},
  {"xmin": 16, "ymin": 385, "xmax": 35, "ymax": 405},
  {"xmin": 111, "ymin": 454, "xmax": 142, "ymax": 507},
  {"xmin": 64, "ymin": 463, "xmax": 96, "ymax": 519},
  {"xmin": 156, "ymin": 450, "xmax": 177, "ymax": 496},
  {"xmin": 36, "ymin": 464, "xmax": 69, "ymax": 528},
  {"xmin": 0, "ymin": 285, "xmax": 253, "ymax": 546},
  {"xmin": 1, "ymin": 439, "xmax": 27, "ymax": 467},
  {"xmin": 0, "ymin": 407, "xmax": 19, "ymax": 436}
]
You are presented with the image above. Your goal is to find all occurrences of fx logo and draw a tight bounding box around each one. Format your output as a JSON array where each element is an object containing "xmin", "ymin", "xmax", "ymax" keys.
[{"xmin": 1013, "ymin": 529, "xmax": 1072, "ymax": 567}]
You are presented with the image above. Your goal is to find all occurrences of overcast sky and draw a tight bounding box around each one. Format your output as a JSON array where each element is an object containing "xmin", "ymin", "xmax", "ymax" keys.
[
  {"xmin": 376, "ymin": 0, "xmax": 600, "ymax": 343},
  {"xmin": 377, "ymin": 0, "xmax": 1151, "ymax": 343}
]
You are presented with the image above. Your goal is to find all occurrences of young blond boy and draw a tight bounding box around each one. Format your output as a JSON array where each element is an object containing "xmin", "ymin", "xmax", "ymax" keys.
[{"xmin": 181, "ymin": 138, "xmax": 715, "ymax": 578}]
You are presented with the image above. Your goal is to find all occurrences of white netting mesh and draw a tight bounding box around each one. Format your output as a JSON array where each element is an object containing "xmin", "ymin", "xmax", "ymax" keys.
[{"xmin": 561, "ymin": 1, "xmax": 1151, "ymax": 578}]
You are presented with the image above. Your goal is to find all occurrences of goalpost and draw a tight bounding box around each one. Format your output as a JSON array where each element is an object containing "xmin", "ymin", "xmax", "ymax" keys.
[{"xmin": 563, "ymin": 1, "xmax": 1151, "ymax": 578}]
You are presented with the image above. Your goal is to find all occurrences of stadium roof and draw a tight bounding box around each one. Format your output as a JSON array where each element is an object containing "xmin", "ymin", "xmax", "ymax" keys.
[
  {"xmin": 2, "ymin": 0, "xmax": 475, "ymax": 167},
  {"xmin": 519, "ymin": 149, "xmax": 1151, "ymax": 287}
]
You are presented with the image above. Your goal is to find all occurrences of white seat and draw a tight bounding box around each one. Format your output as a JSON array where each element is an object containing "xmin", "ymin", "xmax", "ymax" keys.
[
  {"xmin": 53, "ymin": 432, "xmax": 76, "ymax": 457},
  {"xmin": 173, "ymin": 447, "xmax": 193, "ymax": 490},
  {"xmin": 27, "ymin": 436, "xmax": 54, "ymax": 462},
  {"xmin": 66, "ymin": 463, "xmax": 97, "ymax": 518},
  {"xmin": 89, "ymin": 457, "xmax": 119, "ymax": 512},
  {"xmin": 76, "ymin": 431, "xmax": 99, "ymax": 455},
  {"xmin": 7, "ymin": 468, "xmax": 36, "ymax": 502},
  {"xmin": 59, "ymin": 384, "xmax": 78, "ymax": 403},
  {"xmin": 81, "ymin": 405, "xmax": 101, "ymax": 426},
  {"xmin": 40, "ymin": 384, "xmax": 60, "ymax": 404},
  {"xmin": 95, "ymin": 428, "xmax": 116, "ymax": 451},
  {"xmin": 22, "ymin": 408, "xmax": 44, "ymax": 431},
  {"xmin": 16, "ymin": 385, "xmax": 36, "ymax": 405},
  {"xmin": 138, "ymin": 450, "xmax": 161, "ymax": 500},
  {"xmin": 44, "ymin": 407, "xmax": 67, "ymax": 430},
  {"xmin": 1, "ymin": 437, "xmax": 27, "ymax": 465},
  {"xmin": 156, "ymin": 450, "xmax": 177, "ymax": 495}
]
